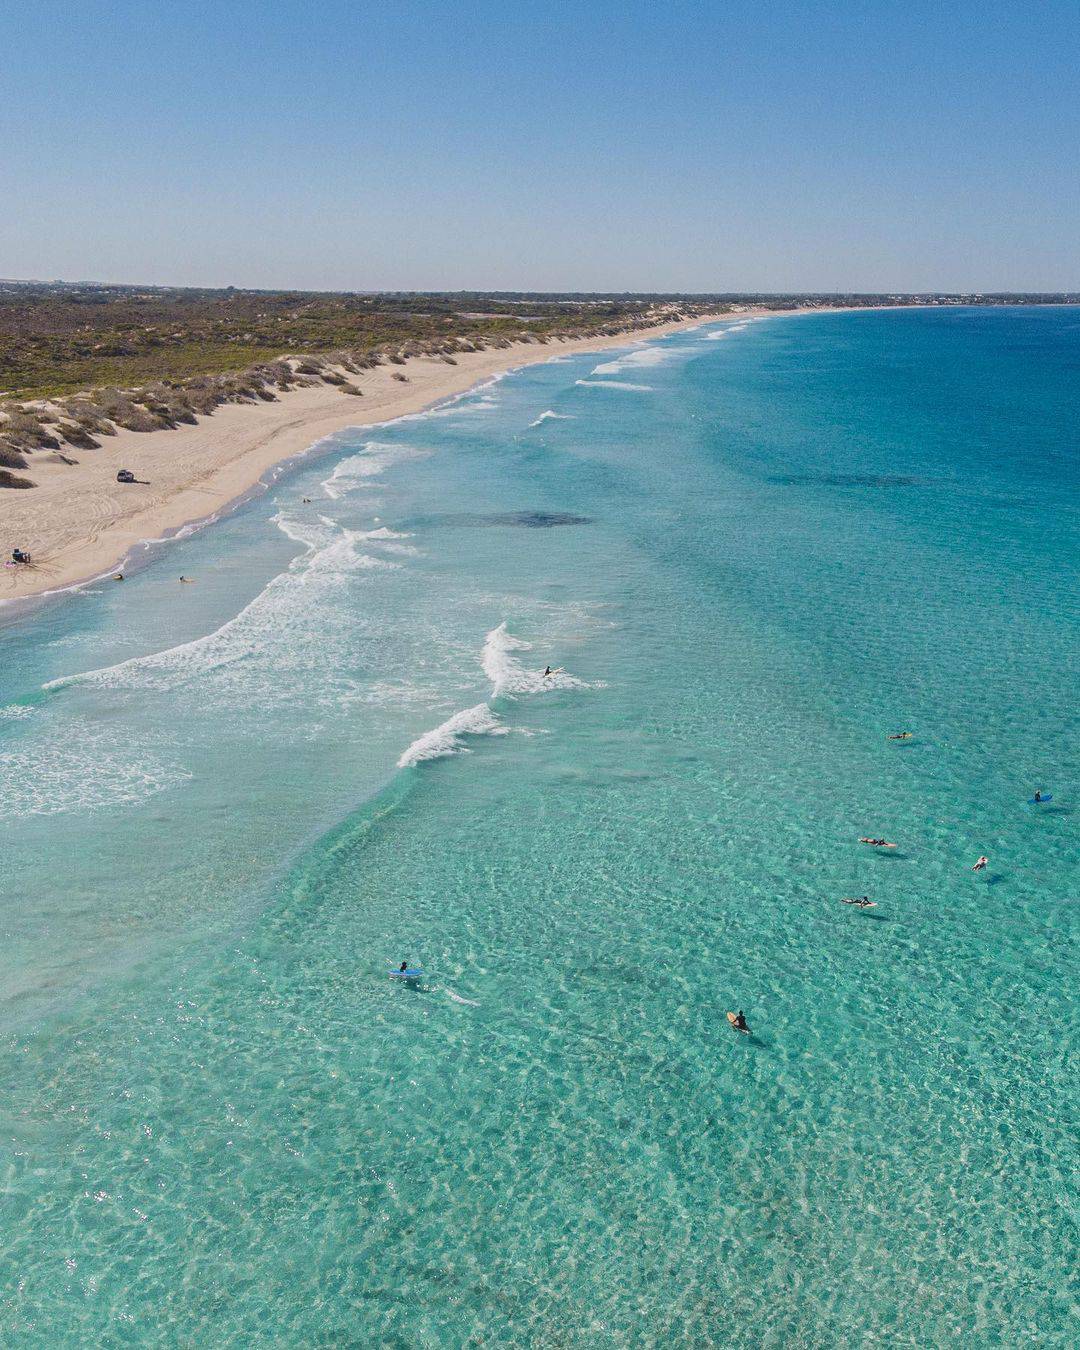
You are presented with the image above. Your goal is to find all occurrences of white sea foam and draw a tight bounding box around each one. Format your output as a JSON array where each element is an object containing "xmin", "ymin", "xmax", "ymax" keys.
[
  {"xmin": 481, "ymin": 622, "xmax": 590, "ymax": 695},
  {"xmin": 321, "ymin": 440, "xmax": 426, "ymax": 499},
  {"xmin": 359, "ymin": 525, "xmax": 419, "ymax": 556},
  {"xmin": 397, "ymin": 382, "xmax": 502, "ymax": 423},
  {"xmin": 528, "ymin": 410, "xmax": 574, "ymax": 427},
  {"xmin": 397, "ymin": 703, "xmax": 507, "ymax": 767},
  {"xmin": 44, "ymin": 515, "xmax": 397, "ymax": 708},
  {"xmin": 575, "ymin": 380, "xmax": 654, "ymax": 392},
  {"xmin": 590, "ymin": 345, "xmax": 686, "ymax": 376},
  {"xmin": 425, "ymin": 395, "xmax": 499, "ymax": 418},
  {"xmin": 0, "ymin": 718, "xmax": 190, "ymax": 819},
  {"xmin": 704, "ymin": 320, "xmax": 755, "ymax": 340},
  {"xmin": 0, "ymin": 704, "xmax": 34, "ymax": 721},
  {"xmin": 396, "ymin": 621, "xmax": 600, "ymax": 770},
  {"xmin": 445, "ymin": 989, "xmax": 480, "ymax": 1007}
]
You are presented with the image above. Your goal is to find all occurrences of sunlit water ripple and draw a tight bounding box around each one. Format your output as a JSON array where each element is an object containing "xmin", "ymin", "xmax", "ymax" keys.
[{"xmin": 0, "ymin": 309, "xmax": 1075, "ymax": 1345}]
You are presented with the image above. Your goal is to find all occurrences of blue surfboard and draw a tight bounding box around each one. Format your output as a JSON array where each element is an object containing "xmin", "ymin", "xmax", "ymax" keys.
[
  {"xmin": 390, "ymin": 968, "xmax": 424, "ymax": 979},
  {"xmin": 1028, "ymin": 795, "xmax": 1052, "ymax": 804}
]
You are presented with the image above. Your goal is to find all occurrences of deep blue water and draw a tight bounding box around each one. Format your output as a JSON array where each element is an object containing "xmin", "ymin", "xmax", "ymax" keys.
[{"xmin": 0, "ymin": 308, "xmax": 1076, "ymax": 1344}]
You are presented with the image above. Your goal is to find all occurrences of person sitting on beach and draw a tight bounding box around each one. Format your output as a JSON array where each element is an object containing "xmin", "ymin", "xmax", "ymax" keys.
[
  {"xmin": 859, "ymin": 837, "xmax": 897, "ymax": 848},
  {"xmin": 11, "ymin": 548, "xmax": 30, "ymax": 565},
  {"xmin": 972, "ymin": 855, "xmax": 989, "ymax": 872}
]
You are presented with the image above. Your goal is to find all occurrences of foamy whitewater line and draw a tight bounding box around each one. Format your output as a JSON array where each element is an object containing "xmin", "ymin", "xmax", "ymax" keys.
[
  {"xmin": 396, "ymin": 622, "xmax": 600, "ymax": 769},
  {"xmin": 320, "ymin": 440, "xmax": 430, "ymax": 499},
  {"xmin": 43, "ymin": 515, "xmax": 392, "ymax": 695},
  {"xmin": 704, "ymin": 319, "xmax": 758, "ymax": 341},
  {"xmin": 528, "ymin": 410, "xmax": 574, "ymax": 427},
  {"xmin": 481, "ymin": 621, "xmax": 591, "ymax": 696},
  {"xmin": 389, "ymin": 372, "xmax": 507, "ymax": 426},
  {"xmin": 590, "ymin": 345, "xmax": 688, "ymax": 376},
  {"xmin": 420, "ymin": 395, "xmax": 499, "ymax": 419},
  {"xmin": 575, "ymin": 380, "xmax": 654, "ymax": 393},
  {"xmin": 397, "ymin": 703, "xmax": 507, "ymax": 767}
]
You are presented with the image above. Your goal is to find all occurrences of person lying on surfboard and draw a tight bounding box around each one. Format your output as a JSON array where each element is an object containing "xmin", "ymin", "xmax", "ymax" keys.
[
  {"xmin": 887, "ymin": 731, "xmax": 913, "ymax": 740},
  {"xmin": 841, "ymin": 896, "xmax": 877, "ymax": 908},
  {"xmin": 727, "ymin": 1010, "xmax": 749, "ymax": 1033},
  {"xmin": 859, "ymin": 837, "xmax": 897, "ymax": 848},
  {"xmin": 972, "ymin": 855, "xmax": 989, "ymax": 872}
]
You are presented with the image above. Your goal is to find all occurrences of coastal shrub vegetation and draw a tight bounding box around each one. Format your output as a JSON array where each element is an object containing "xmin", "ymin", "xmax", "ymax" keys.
[{"xmin": 4, "ymin": 281, "xmax": 1053, "ymax": 492}]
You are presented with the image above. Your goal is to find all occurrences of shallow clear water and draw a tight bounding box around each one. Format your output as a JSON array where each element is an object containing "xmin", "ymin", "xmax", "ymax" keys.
[{"xmin": 0, "ymin": 309, "xmax": 1076, "ymax": 1344}]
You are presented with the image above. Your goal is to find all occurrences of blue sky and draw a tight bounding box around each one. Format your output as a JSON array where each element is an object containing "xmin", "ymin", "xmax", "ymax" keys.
[{"xmin": 2, "ymin": 0, "xmax": 1077, "ymax": 291}]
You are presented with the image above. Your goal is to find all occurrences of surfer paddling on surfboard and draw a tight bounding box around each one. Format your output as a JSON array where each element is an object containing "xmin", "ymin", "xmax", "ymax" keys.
[
  {"xmin": 841, "ymin": 896, "xmax": 877, "ymax": 908},
  {"xmin": 887, "ymin": 732, "xmax": 913, "ymax": 740},
  {"xmin": 859, "ymin": 837, "xmax": 897, "ymax": 848},
  {"xmin": 972, "ymin": 855, "xmax": 989, "ymax": 872},
  {"xmin": 542, "ymin": 666, "xmax": 563, "ymax": 678},
  {"xmin": 727, "ymin": 1010, "xmax": 749, "ymax": 1033}
]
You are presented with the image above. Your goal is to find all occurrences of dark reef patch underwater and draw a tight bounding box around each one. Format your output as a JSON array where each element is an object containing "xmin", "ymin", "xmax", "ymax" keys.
[{"xmin": 405, "ymin": 509, "xmax": 594, "ymax": 528}]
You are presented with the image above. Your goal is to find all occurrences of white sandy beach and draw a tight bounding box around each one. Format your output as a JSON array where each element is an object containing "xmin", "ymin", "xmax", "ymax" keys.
[{"xmin": 1, "ymin": 313, "xmax": 744, "ymax": 604}]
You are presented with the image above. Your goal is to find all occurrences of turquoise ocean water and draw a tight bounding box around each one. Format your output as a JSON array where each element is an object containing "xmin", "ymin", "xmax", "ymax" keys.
[{"xmin": 0, "ymin": 308, "xmax": 1076, "ymax": 1344}]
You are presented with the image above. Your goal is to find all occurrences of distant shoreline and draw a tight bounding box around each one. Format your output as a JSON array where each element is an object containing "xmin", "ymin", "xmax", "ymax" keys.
[{"xmin": 0, "ymin": 305, "xmax": 840, "ymax": 607}]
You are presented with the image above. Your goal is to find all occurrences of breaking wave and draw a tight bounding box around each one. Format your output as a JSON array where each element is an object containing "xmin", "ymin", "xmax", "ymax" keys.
[
  {"xmin": 590, "ymin": 346, "xmax": 686, "ymax": 376},
  {"xmin": 396, "ymin": 622, "xmax": 599, "ymax": 769},
  {"xmin": 321, "ymin": 441, "xmax": 427, "ymax": 499},
  {"xmin": 575, "ymin": 380, "xmax": 654, "ymax": 392},
  {"xmin": 481, "ymin": 621, "xmax": 590, "ymax": 696},
  {"xmin": 395, "ymin": 376, "xmax": 506, "ymax": 424},
  {"xmin": 528, "ymin": 410, "xmax": 574, "ymax": 427},
  {"xmin": 397, "ymin": 703, "xmax": 507, "ymax": 767},
  {"xmin": 43, "ymin": 515, "xmax": 397, "ymax": 708},
  {"xmin": 704, "ymin": 319, "xmax": 756, "ymax": 341}
]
